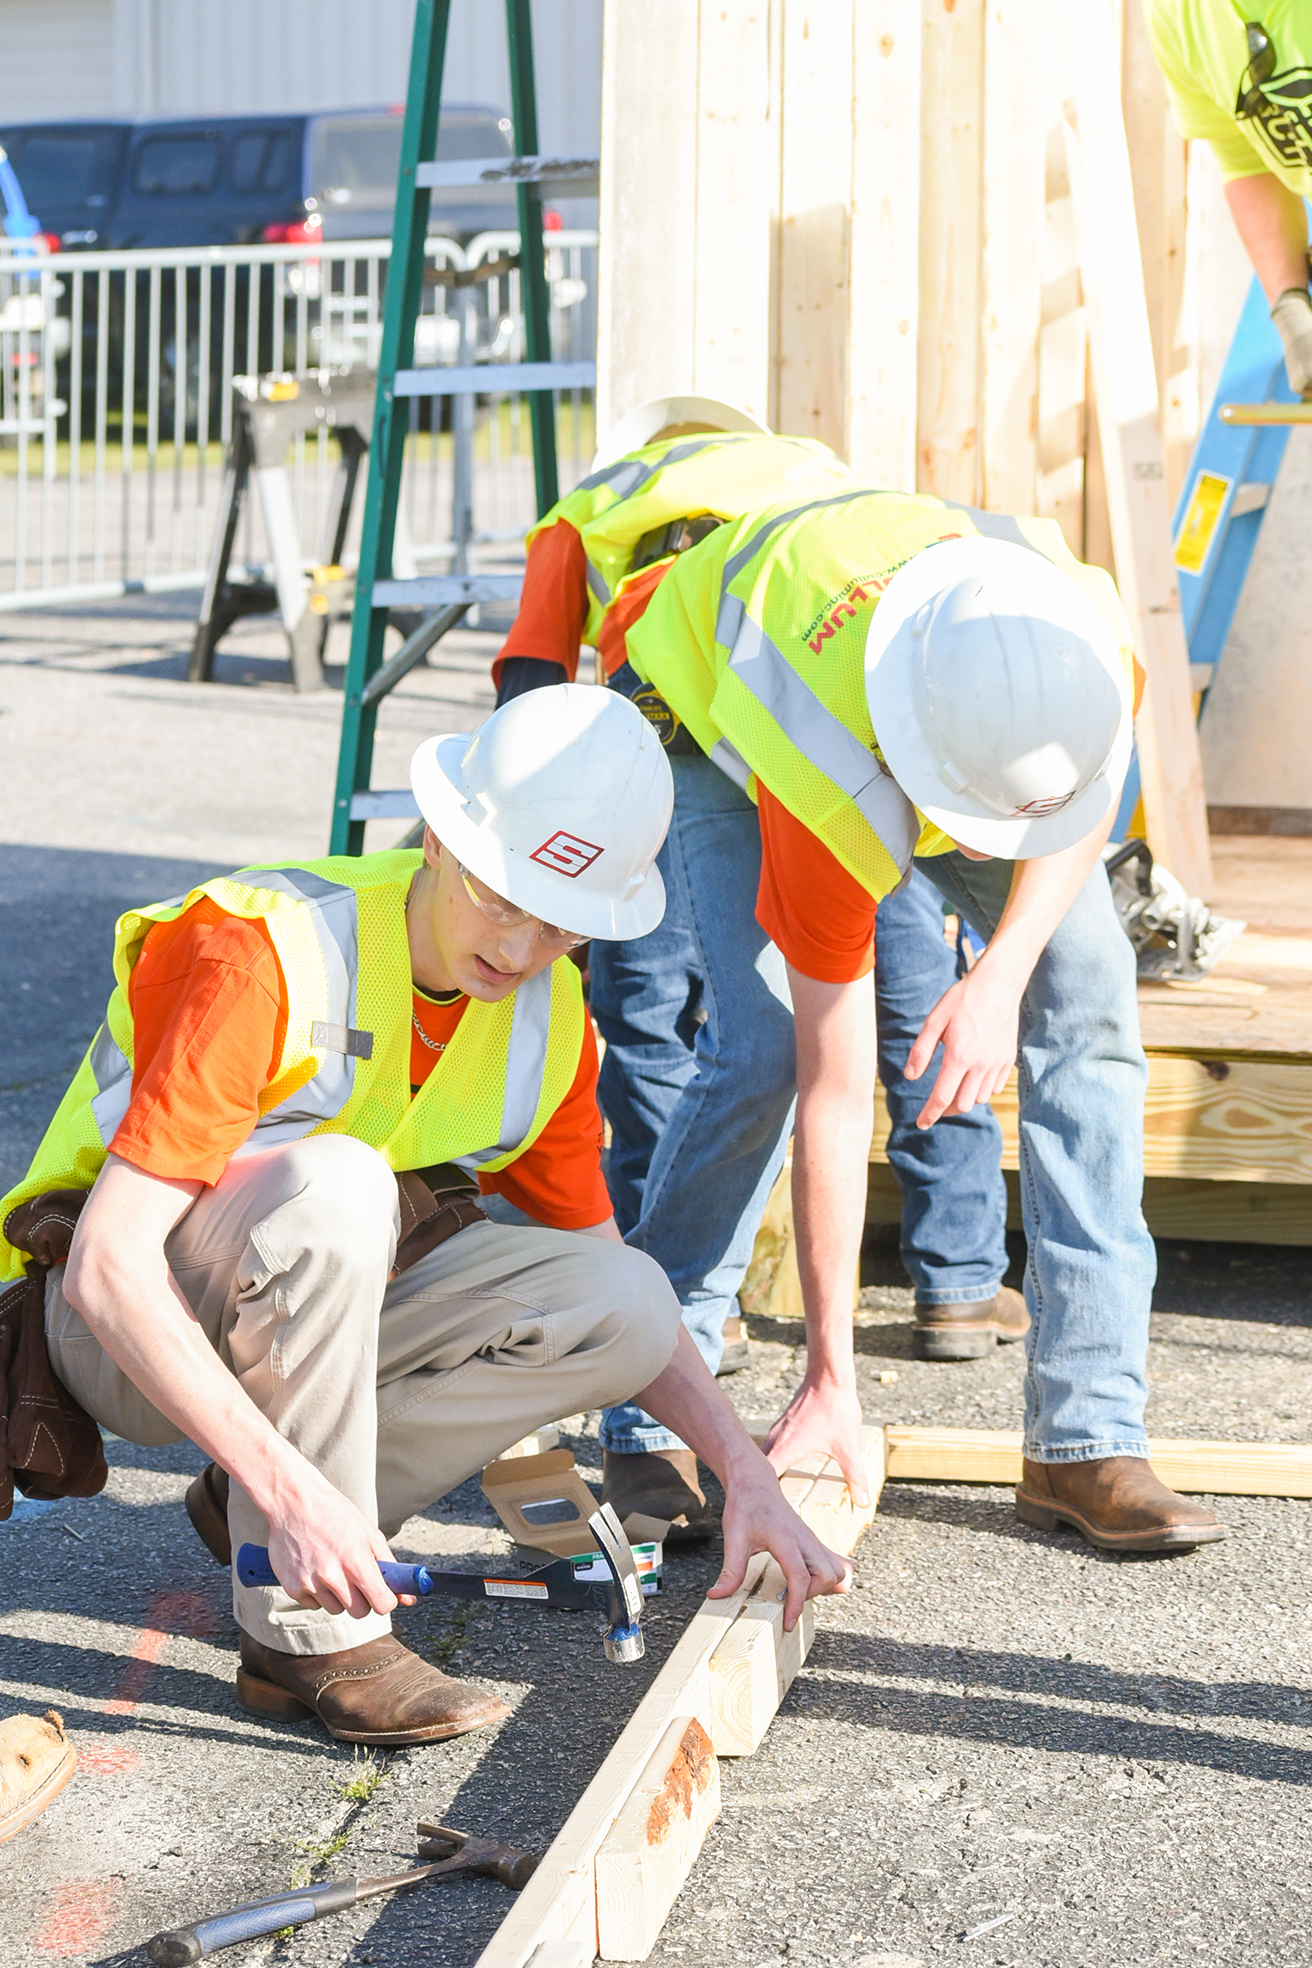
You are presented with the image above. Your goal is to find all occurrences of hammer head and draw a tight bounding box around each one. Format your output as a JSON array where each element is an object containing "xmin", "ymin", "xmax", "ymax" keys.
[
  {"xmin": 588, "ymin": 1503, "xmax": 645, "ymax": 1664},
  {"xmin": 415, "ymin": 1822, "xmax": 539, "ymax": 1892}
]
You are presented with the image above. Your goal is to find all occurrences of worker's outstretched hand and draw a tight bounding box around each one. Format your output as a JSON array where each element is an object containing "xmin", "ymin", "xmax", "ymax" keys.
[
  {"xmin": 903, "ymin": 963, "xmax": 1020, "ymax": 1129},
  {"xmin": 761, "ymin": 1374, "xmax": 871, "ymax": 1507},
  {"xmin": 707, "ymin": 1451, "xmax": 853, "ymax": 1631},
  {"xmin": 264, "ymin": 1465, "xmax": 415, "ymax": 1618}
]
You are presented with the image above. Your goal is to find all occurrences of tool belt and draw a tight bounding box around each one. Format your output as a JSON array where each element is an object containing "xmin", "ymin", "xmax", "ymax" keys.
[
  {"xmin": 0, "ymin": 1191, "xmax": 108, "ymax": 1521},
  {"xmin": 393, "ymin": 1165, "xmax": 487, "ymax": 1279},
  {"xmin": 608, "ymin": 660, "xmax": 701, "ymax": 756},
  {"xmin": 630, "ymin": 511, "xmax": 723, "ymax": 574}
]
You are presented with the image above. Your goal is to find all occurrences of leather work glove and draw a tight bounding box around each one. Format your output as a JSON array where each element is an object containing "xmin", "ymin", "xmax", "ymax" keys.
[{"xmin": 1271, "ymin": 286, "xmax": 1312, "ymax": 397}]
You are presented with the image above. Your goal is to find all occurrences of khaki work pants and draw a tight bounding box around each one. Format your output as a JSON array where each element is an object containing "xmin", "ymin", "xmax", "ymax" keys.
[{"xmin": 46, "ymin": 1135, "xmax": 680, "ymax": 1655}]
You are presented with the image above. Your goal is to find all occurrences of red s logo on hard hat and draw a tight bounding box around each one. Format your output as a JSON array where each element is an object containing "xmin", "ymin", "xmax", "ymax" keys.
[{"xmin": 531, "ymin": 831, "xmax": 604, "ymax": 877}]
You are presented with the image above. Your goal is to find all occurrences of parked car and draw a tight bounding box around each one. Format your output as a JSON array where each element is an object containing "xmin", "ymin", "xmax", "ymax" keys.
[
  {"xmin": 0, "ymin": 121, "xmax": 132, "ymax": 251},
  {"xmin": 0, "ymin": 106, "xmax": 521, "ymax": 253},
  {"xmin": 1, "ymin": 106, "xmax": 570, "ymax": 439}
]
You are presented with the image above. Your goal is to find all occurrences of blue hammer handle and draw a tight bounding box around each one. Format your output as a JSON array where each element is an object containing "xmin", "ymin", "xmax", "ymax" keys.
[
  {"xmin": 236, "ymin": 1543, "xmax": 432, "ymax": 1596},
  {"xmin": 148, "ymin": 1881, "xmax": 357, "ymax": 1963}
]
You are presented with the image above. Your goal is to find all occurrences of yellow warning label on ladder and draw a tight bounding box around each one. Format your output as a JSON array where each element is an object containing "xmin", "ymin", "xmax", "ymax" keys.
[{"xmin": 1174, "ymin": 471, "xmax": 1231, "ymax": 575}]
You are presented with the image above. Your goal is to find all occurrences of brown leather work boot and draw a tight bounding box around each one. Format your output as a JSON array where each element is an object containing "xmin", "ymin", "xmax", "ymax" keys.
[
  {"xmin": 601, "ymin": 1448, "xmax": 717, "ymax": 1547},
  {"xmin": 913, "ymin": 1286, "xmax": 1030, "ymax": 1361},
  {"xmin": 0, "ymin": 1710, "xmax": 77, "ymax": 1846},
  {"xmin": 185, "ymin": 1463, "xmax": 231, "ymax": 1567},
  {"xmin": 236, "ymin": 1631, "xmax": 509, "ymax": 1745},
  {"xmin": 1015, "ymin": 1456, "xmax": 1226, "ymax": 1554}
]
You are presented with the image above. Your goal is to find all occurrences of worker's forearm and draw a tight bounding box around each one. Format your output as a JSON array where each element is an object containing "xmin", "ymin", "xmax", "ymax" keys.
[
  {"xmin": 634, "ymin": 1326, "xmax": 764, "ymax": 1487},
  {"xmin": 790, "ymin": 1080, "xmax": 872, "ymax": 1385},
  {"xmin": 1224, "ymin": 173, "xmax": 1310, "ymax": 302},
  {"xmin": 64, "ymin": 1242, "xmax": 311, "ymax": 1521},
  {"xmin": 971, "ymin": 813, "xmax": 1114, "ymax": 997}
]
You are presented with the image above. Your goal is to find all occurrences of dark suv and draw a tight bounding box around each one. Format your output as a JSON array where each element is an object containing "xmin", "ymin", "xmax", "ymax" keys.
[
  {"xmin": 0, "ymin": 121, "xmax": 132, "ymax": 250},
  {"xmin": 0, "ymin": 105, "xmax": 520, "ymax": 252}
]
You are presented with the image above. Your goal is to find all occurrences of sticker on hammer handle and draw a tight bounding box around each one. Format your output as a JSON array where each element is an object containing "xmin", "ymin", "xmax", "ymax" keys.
[{"xmin": 483, "ymin": 1579, "xmax": 550, "ymax": 1600}]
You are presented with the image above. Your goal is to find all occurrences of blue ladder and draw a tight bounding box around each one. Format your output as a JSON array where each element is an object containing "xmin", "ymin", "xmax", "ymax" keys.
[{"xmin": 1114, "ymin": 274, "xmax": 1297, "ymax": 837}]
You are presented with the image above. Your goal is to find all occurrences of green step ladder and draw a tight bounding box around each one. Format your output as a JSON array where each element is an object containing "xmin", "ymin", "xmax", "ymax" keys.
[{"xmin": 329, "ymin": 0, "xmax": 598, "ymax": 855}]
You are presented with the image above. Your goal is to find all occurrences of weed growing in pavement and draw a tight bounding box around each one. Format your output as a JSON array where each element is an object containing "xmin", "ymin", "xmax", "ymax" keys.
[
  {"xmin": 427, "ymin": 1599, "xmax": 479, "ymax": 1666},
  {"xmin": 283, "ymin": 1750, "xmax": 392, "ymax": 1908},
  {"xmin": 288, "ymin": 1825, "xmax": 354, "ymax": 1892},
  {"xmin": 333, "ymin": 1749, "xmax": 390, "ymax": 1806}
]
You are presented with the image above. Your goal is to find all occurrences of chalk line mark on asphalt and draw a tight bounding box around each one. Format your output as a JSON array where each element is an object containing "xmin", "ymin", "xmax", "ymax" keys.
[{"xmin": 32, "ymin": 1585, "xmax": 223, "ymax": 1957}]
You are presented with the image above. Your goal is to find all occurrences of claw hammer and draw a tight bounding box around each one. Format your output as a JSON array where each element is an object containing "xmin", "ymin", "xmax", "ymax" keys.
[
  {"xmin": 235, "ymin": 1503, "xmax": 646, "ymax": 1664},
  {"xmin": 146, "ymin": 1823, "xmax": 537, "ymax": 1963}
]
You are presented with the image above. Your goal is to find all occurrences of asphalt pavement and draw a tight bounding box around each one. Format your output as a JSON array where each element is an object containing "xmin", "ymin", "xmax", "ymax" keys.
[{"xmin": 2, "ymin": 599, "xmax": 1312, "ymax": 1968}]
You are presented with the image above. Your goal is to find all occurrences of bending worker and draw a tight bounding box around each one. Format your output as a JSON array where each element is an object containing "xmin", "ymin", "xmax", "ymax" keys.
[
  {"xmin": 623, "ymin": 488, "xmax": 1227, "ymax": 1556},
  {"xmin": 1144, "ymin": 0, "xmax": 1312, "ymax": 394},
  {"xmin": 493, "ymin": 398, "xmax": 1024, "ymax": 1539},
  {"xmin": 0, "ymin": 688, "xmax": 849, "ymax": 1749}
]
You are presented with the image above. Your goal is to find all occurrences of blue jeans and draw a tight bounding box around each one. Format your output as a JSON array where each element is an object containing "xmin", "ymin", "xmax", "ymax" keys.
[
  {"xmin": 875, "ymin": 869, "xmax": 1008, "ymax": 1306},
  {"xmin": 915, "ymin": 850, "xmax": 1155, "ymax": 1460},
  {"xmin": 590, "ymin": 754, "xmax": 1006, "ymax": 1454},
  {"xmin": 591, "ymin": 754, "xmax": 796, "ymax": 1453}
]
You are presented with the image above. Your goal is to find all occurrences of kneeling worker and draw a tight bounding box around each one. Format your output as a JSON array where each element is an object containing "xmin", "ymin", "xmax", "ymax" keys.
[{"xmin": 0, "ymin": 687, "xmax": 849, "ymax": 1748}]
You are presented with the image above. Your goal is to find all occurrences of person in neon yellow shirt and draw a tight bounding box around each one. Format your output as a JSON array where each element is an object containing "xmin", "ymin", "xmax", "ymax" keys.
[{"xmin": 1143, "ymin": 0, "xmax": 1312, "ymax": 391}]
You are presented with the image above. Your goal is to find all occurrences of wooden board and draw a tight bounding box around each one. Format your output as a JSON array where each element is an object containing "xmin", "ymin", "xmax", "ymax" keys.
[
  {"xmin": 595, "ymin": 1, "xmax": 700, "ymax": 434},
  {"xmin": 595, "ymin": 1717, "xmax": 721, "ymax": 1963},
  {"xmin": 1061, "ymin": 3, "xmax": 1212, "ymax": 899},
  {"xmin": 870, "ymin": 1056, "xmax": 1312, "ymax": 1186},
  {"xmin": 884, "ymin": 1425, "xmax": 1312, "ymax": 1496},
  {"xmin": 865, "ymin": 1158, "xmax": 1312, "ymax": 1245},
  {"xmin": 473, "ymin": 1433, "xmax": 883, "ymax": 1968},
  {"xmin": 916, "ymin": 0, "xmax": 985, "ymax": 501},
  {"xmin": 691, "ymin": 3, "xmax": 775, "ymax": 423},
  {"xmin": 775, "ymin": 0, "xmax": 854, "ymax": 451},
  {"xmin": 980, "ymin": 0, "xmax": 1043, "ymax": 514},
  {"xmin": 847, "ymin": 0, "xmax": 922, "ymax": 487},
  {"xmin": 707, "ymin": 1559, "xmax": 816, "ymax": 1758},
  {"xmin": 740, "ymin": 1153, "xmax": 803, "ymax": 1326},
  {"xmin": 1120, "ymin": 0, "xmax": 1193, "ymax": 507}
]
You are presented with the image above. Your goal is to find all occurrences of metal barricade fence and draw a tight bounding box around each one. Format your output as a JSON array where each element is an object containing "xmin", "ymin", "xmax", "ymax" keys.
[{"xmin": 0, "ymin": 230, "xmax": 597, "ymax": 611}]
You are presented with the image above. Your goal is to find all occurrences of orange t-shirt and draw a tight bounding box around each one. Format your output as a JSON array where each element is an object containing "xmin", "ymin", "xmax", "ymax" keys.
[
  {"xmin": 112, "ymin": 900, "xmax": 612, "ymax": 1230},
  {"xmin": 498, "ymin": 534, "xmax": 879, "ymax": 985},
  {"xmin": 491, "ymin": 519, "xmax": 590, "ymax": 690}
]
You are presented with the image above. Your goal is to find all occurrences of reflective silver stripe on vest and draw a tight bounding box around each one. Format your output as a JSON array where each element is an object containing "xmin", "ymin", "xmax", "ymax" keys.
[
  {"xmin": 228, "ymin": 866, "xmax": 362, "ymax": 1157},
  {"xmin": 575, "ymin": 436, "xmax": 731, "ymax": 502},
  {"xmin": 714, "ymin": 597, "xmax": 920, "ymax": 873},
  {"xmin": 575, "ymin": 437, "xmax": 737, "ymax": 608},
  {"xmin": 719, "ymin": 488, "xmax": 878, "ymax": 590},
  {"xmin": 88, "ymin": 1019, "xmax": 134, "ymax": 1148},
  {"xmin": 454, "ymin": 965, "xmax": 555, "ymax": 1172},
  {"xmin": 709, "ymin": 737, "xmax": 751, "ymax": 791}
]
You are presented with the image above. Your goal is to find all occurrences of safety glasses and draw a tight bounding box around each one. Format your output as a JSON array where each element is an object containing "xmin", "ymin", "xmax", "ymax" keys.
[
  {"xmin": 1235, "ymin": 19, "xmax": 1277, "ymax": 120},
  {"xmin": 458, "ymin": 864, "xmax": 587, "ymax": 949}
]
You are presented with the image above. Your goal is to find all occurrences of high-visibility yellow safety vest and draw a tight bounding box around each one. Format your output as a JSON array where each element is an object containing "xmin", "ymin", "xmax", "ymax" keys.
[
  {"xmin": 0, "ymin": 850, "xmax": 585, "ymax": 1284},
  {"xmin": 528, "ymin": 432, "xmax": 862, "ymax": 646},
  {"xmin": 625, "ymin": 489, "xmax": 1135, "ymax": 903}
]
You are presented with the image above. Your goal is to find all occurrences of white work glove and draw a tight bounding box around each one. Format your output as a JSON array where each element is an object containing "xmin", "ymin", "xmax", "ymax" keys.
[{"xmin": 1271, "ymin": 286, "xmax": 1312, "ymax": 397}]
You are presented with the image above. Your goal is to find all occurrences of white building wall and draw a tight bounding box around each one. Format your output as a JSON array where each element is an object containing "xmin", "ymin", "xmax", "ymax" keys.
[
  {"xmin": 0, "ymin": 0, "xmax": 114, "ymax": 119},
  {"xmin": 1, "ymin": 0, "xmax": 602, "ymax": 157}
]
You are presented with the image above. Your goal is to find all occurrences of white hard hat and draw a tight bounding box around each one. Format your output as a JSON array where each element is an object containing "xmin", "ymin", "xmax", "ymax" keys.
[
  {"xmin": 591, "ymin": 394, "xmax": 771, "ymax": 473},
  {"xmin": 865, "ymin": 538, "xmax": 1132, "ymax": 858},
  {"xmin": 410, "ymin": 685, "xmax": 673, "ymax": 940}
]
